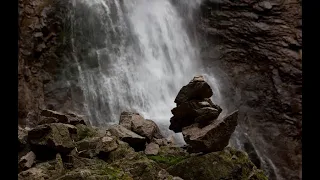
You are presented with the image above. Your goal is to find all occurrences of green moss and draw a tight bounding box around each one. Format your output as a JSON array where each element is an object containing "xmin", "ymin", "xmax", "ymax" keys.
[
  {"xmin": 76, "ymin": 124, "xmax": 98, "ymax": 141},
  {"xmin": 166, "ymin": 147, "xmax": 268, "ymax": 180},
  {"xmin": 148, "ymin": 155, "xmax": 187, "ymax": 168}
]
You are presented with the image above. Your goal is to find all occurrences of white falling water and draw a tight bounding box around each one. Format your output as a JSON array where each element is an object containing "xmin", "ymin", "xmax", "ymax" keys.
[{"xmin": 66, "ymin": 0, "xmax": 222, "ymax": 138}]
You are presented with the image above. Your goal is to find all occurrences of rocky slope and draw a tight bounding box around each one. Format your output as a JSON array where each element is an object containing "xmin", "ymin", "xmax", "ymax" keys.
[
  {"xmin": 197, "ymin": 0, "xmax": 302, "ymax": 179},
  {"xmin": 18, "ymin": 108, "xmax": 267, "ymax": 180}
]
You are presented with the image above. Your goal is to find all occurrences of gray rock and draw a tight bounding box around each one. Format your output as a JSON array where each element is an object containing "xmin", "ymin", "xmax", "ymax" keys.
[
  {"xmin": 182, "ymin": 111, "xmax": 238, "ymax": 153},
  {"xmin": 107, "ymin": 125, "xmax": 146, "ymax": 151},
  {"xmin": 174, "ymin": 76, "xmax": 213, "ymax": 105},
  {"xmin": 145, "ymin": 142, "xmax": 160, "ymax": 155},
  {"xmin": 28, "ymin": 123, "xmax": 76, "ymax": 154}
]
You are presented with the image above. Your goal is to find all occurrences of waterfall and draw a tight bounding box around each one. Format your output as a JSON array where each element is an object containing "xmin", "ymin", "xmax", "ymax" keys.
[{"xmin": 60, "ymin": 0, "xmax": 222, "ymax": 140}]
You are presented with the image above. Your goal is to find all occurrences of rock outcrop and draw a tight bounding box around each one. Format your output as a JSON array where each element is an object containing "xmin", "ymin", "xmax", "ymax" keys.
[
  {"xmin": 198, "ymin": 0, "xmax": 302, "ymax": 179},
  {"xmin": 18, "ymin": 109, "xmax": 267, "ymax": 180},
  {"xmin": 169, "ymin": 76, "xmax": 238, "ymax": 153}
]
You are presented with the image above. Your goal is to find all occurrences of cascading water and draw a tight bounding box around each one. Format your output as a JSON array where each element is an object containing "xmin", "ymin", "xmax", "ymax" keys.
[{"xmin": 62, "ymin": 0, "xmax": 223, "ymax": 138}]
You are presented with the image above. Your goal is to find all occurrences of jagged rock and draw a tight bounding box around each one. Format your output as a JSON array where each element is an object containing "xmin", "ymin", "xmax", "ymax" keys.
[
  {"xmin": 194, "ymin": 107, "xmax": 220, "ymax": 127},
  {"xmin": 119, "ymin": 112, "xmax": 141, "ymax": 129},
  {"xmin": 40, "ymin": 110, "xmax": 69, "ymax": 123},
  {"xmin": 28, "ymin": 123, "xmax": 77, "ymax": 157},
  {"xmin": 169, "ymin": 76, "xmax": 222, "ymax": 133},
  {"xmin": 40, "ymin": 110, "xmax": 86, "ymax": 126},
  {"xmin": 96, "ymin": 136, "xmax": 118, "ymax": 156},
  {"xmin": 18, "ymin": 151, "xmax": 36, "ymax": 172},
  {"xmin": 119, "ymin": 112, "xmax": 163, "ymax": 141},
  {"xmin": 174, "ymin": 76, "xmax": 213, "ymax": 105},
  {"xmin": 145, "ymin": 142, "xmax": 160, "ymax": 155},
  {"xmin": 182, "ymin": 111, "xmax": 238, "ymax": 153},
  {"xmin": 18, "ymin": 126, "xmax": 28, "ymax": 151},
  {"xmin": 167, "ymin": 147, "xmax": 268, "ymax": 180},
  {"xmin": 107, "ymin": 125, "xmax": 146, "ymax": 151}
]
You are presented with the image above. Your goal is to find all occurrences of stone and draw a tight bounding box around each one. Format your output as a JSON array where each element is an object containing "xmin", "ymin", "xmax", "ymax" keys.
[
  {"xmin": 18, "ymin": 151, "xmax": 36, "ymax": 172},
  {"xmin": 95, "ymin": 136, "xmax": 118, "ymax": 155},
  {"xmin": 194, "ymin": 107, "xmax": 220, "ymax": 127},
  {"xmin": 107, "ymin": 125, "xmax": 146, "ymax": 151},
  {"xmin": 28, "ymin": 123, "xmax": 76, "ymax": 157},
  {"xmin": 119, "ymin": 112, "xmax": 140, "ymax": 129},
  {"xmin": 145, "ymin": 143, "xmax": 160, "ymax": 155},
  {"xmin": 167, "ymin": 147, "xmax": 268, "ymax": 180},
  {"xmin": 132, "ymin": 119, "xmax": 163, "ymax": 141},
  {"xmin": 174, "ymin": 76, "xmax": 213, "ymax": 105},
  {"xmin": 119, "ymin": 111, "xmax": 163, "ymax": 141},
  {"xmin": 182, "ymin": 111, "xmax": 238, "ymax": 153},
  {"xmin": 40, "ymin": 110, "xmax": 87, "ymax": 126},
  {"xmin": 40, "ymin": 110, "xmax": 68, "ymax": 124},
  {"xmin": 170, "ymin": 100, "xmax": 222, "ymax": 132}
]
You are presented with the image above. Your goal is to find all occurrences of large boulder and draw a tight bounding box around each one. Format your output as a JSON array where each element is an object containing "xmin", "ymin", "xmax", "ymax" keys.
[
  {"xmin": 174, "ymin": 75, "xmax": 213, "ymax": 105},
  {"xmin": 169, "ymin": 76, "xmax": 222, "ymax": 133},
  {"xmin": 182, "ymin": 111, "xmax": 238, "ymax": 153},
  {"xmin": 107, "ymin": 125, "xmax": 146, "ymax": 151},
  {"xmin": 119, "ymin": 112, "xmax": 163, "ymax": 141},
  {"xmin": 28, "ymin": 123, "xmax": 77, "ymax": 158},
  {"xmin": 167, "ymin": 147, "xmax": 268, "ymax": 180}
]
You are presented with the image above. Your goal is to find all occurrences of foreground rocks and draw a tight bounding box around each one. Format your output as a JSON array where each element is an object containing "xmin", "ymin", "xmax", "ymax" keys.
[
  {"xmin": 18, "ymin": 109, "xmax": 267, "ymax": 180},
  {"xmin": 170, "ymin": 76, "xmax": 238, "ymax": 153}
]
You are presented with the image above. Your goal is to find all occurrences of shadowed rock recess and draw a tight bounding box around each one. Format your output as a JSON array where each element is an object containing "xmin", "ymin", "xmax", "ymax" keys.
[{"xmin": 18, "ymin": 106, "xmax": 267, "ymax": 180}]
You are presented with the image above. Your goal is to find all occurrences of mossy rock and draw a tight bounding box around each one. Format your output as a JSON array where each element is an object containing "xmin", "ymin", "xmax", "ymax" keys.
[
  {"xmin": 147, "ymin": 145, "xmax": 190, "ymax": 169},
  {"xmin": 56, "ymin": 159, "xmax": 133, "ymax": 180},
  {"xmin": 166, "ymin": 147, "xmax": 268, "ymax": 180},
  {"xmin": 75, "ymin": 124, "xmax": 99, "ymax": 141}
]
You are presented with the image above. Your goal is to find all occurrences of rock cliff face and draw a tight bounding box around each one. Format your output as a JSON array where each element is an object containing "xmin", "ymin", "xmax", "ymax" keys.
[
  {"xmin": 18, "ymin": 0, "xmax": 71, "ymax": 127},
  {"xmin": 197, "ymin": 0, "xmax": 302, "ymax": 179}
]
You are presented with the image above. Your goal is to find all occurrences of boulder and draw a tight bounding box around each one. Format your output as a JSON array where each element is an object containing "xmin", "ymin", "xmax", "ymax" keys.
[
  {"xmin": 167, "ymin": 147, "xmax": 268, "ymax": 180},
  {"xmin": 145, "ymin": 142, "xmax": 160, "ymax": 155},
  {"xmin": 95, "ymin": 136, "xmax": 118, "ymax": 156},
  {"xmin": 182, "ymin": 111, "xmax": 238, "ymax": 153},
  {"xmin": 119, "ymin": 112, "xmax": 163, "ymax": 141},
  {"xmin": 174, "ymin": 76, "xmax": 213, "ymax": 105},
  {"xmin": 107, "ymin": 125, "xmax": 146, "ymax": 151},
  {"xmin": 119, "ymin": 112, "xmax": 141, "ymax": 129},
  {"xmin": 18, "ymin": 151, "xmax": 36, "ymax": 172},
  {"xmin": 28, "ymin": 123, "xmax": 77, "ymax": 158},
  {"xmin": 169, "ymin": 76, "xmax": 222, "ymax": 133}
]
